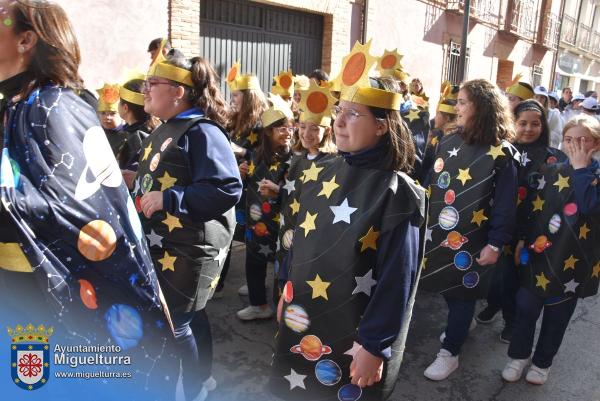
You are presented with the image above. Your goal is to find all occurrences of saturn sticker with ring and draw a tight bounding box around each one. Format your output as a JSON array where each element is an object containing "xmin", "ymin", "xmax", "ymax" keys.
[
  {"xmin": 149, "ymin": 153, "xmax": 161, "ymax": 172},
  {"xmin": 141, "ymin": 174, "xmax": 153, "ymax": 194},
  {"xmin": 160, "ymin": 137, "xmax": 173, "ymax": 152}
]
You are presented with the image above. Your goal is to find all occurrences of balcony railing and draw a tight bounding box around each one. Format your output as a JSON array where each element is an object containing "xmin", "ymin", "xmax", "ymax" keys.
[
  {"xmin": 593, "ymin": 32, "xmax": 600, "ymax": 57},
  {"xmin": 561, "ymin": 15, "xmax": 577, "ymax": 46},
  {"xmin": 540, "ymin": 11, "xmax": 560, "ymax": 49},
  {"xmin": 577, "ymin": 23, "xmax": 592, "ymax": 51},
  {"xmin": 446, "ymin": 0, "xmax": 501, "ymax": 25},
  {"xmin": 506, "ymin": 0, "xmax": 539, "ymax": 41}
]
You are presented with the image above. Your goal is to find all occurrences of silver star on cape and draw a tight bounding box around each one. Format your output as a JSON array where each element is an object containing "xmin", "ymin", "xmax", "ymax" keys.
[
  {"xmin": 352, "ymin": 269, "xmax": 377, "ymax": 296},
  {"xmin": 330, "ymin": 198, "xmax": 357, "ymax": 224}
]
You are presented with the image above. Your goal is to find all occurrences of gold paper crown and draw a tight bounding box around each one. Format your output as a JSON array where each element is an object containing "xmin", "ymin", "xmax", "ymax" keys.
[
  {"xmin": 7, "ymin": 324, "xmax": 54, "ymax": 344},
  {"xmin": 506, "ymin": 81, "xmax": 534, "ymax": 101},
  {"xmin": 340, "ymin": 85, "xmax": 402, "ymax": 111},
  {"xmin": 299, "ymin": 81, "xmax": 336, "ymax": 126},
  {"xmin": 294, "ymin": 75, "xmax": 311, "ymax": 91},
  {"xmin": 437, "ymin": 81, "xmax": 459, "ymax": 114},
  {"xmin": 97, "ymin": 83, "xmax": 120, "ymax": 112},
  {"xmin": 119, "ymin": 68, "xmax": 146, "ymax": 106},
  {"xmin": 271, "ymin": 70, "xmax": 295, "ymax": 98},
  {"xmin": 147, "ymin": 39, "xmax": 193, "ymax": 87},
  {"xmin": 393, "ymin": 68, "xmax": 410, "ymax": 83},
  {"xmin": 261, "ymin": 93, "xmax": 294, "ymax": 127},
  {"xmin": 226, "ymin": 61, "xmax": 261, "ymax": 91},
  {"xmin": 377, "ymin": 49, "xmax": 405, "ymax": 77},
  {"xmin": 330, "ymin": 40, "xmax": 378, "ymax": 92}
]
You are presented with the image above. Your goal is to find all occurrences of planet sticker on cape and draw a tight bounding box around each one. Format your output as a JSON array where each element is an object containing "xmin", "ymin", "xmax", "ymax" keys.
[
  {"xmin": 462, "ymin": 271, "xmax": 479, "ymax": 288},
  {"xmin": 235, "ymin": 209, "xmax": 246, "ymax": 225},
  {"xmin": 149, "ymin": 153, "xmax": 161, "ymax": 172},
  {"xmin": 262, "ymin": 201, "xmax": 272, "ymax": 215},
  {"xmin": 338, "ymin": 384, "xmax": 362, "ymax": 401},
  {"xmin": 527, "ymin": 172, "xmax": 541, "ymax": 189},
  {"xmin": 249, "ymin": 204, "xmax": 262, "ymax": 221},
  {"xmin": 444, "ymin": 189, "xmax": 455, "ymax": 205},
  {"xmin": 548, "ymin": 214, "xmax": 561, "ymax": 234},
  {"xmin": 546, "ymin": 155, "xmax": 557, "ymax": 164},
  {"xmin": 283, "ymin": 281, "xmax": 293, "ymax": 303},
  {"xmin": 563, "ymin": 202, "xmax": 577, "ymax": 217},
  {"xmin": 437, "ymin": 171, "xmax": 451, "ymax": 189},
  {"xmin": 530, "ymin": 235, "xmax": 551, "ymax": 253},
  {"xmin": 160, "ymin": 137, "xmax": 173, "ymax": 152},
  {"xmin": 78, "ymin": 279, "xmax": 98, "ymax": 309},
  {"xmin": 134, "ymin": 195, "xmax": 142, "ymax": 213},
  {"xmin": 519, "ymin": 248, "xmax": 530, "ymax": 265},
  {"xmin": 290, "ymin": 335, "xmax": 332, "ymax": 361},
  {"xmin": 141, "ymin": 173, "xmax": 153, "ymax": 194},
  {"xmin": 315, "ymin": 359, "xmax": 342, "ymax": 386},
  {"xmin": 104, "ymin": 304, "xmax": 143, "ymax": 350},
  {"xmin": 454, "ymin": 251, "xmax": 472, "ymax": 270},
  {"xmin": 253, "ymin": 222, "xmax": 268, "ymax": 237},
  {"xmin": 441, "ymin": 231, "xmax": 468, "ymax": 250},
  {"xmin": 438, "ymin": 206, "xmax": 459, "ymax": 230},
  {"xmin": 77, "ymin": 220, "xmax": 117, "ymax": 262},
  {"xmin": 74, "ymin": 126, "xmax": 122, "ymax": 201},
  {"xmin": 284, "ymin": 304, "xmax": 310, "ymax": 333},
  {"xmin": 518, "ymin": 186, "xmax": 527, "ymax": 201},
  {"xmin": 434, "ymin": 158, "xmax": 444, "ymax": 173},
  {"xmin": 282, "ymin": 229, "xmax": 294, "ymax": 250}
]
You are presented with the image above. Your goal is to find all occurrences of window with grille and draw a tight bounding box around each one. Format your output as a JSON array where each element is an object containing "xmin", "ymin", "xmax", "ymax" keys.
[
  {"xmin": 531, "ymin": 65, "xmax": 543, "ymax": 87},
  {"xmin": 445, "ymin": 41, "xmax": 470, "ymax": 85}
]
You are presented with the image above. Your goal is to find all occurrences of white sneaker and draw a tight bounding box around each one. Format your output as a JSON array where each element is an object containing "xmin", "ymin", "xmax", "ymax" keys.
[
  {"xmin": 236, "ymin": 305, "xmax": 273, "ymax": 321},
  {"xmin": 424, "ymin": 349, "xmax": 459, "ymax": 381},
  {"xmin": 238, "ymin": 284, "xmax": 249, "ymax": 296},
  {"xmin": 525, "ymin": 364, "xmax": 550, "ymax": 385},
  {"xmin": 502, "ymin": 358, "xmax": 530, "ymax": 382},
  {"xmin": 440, "ymin": 318, "xmax": 478, "ymax": 343},
  {"xmin": 203, "ymin": 376, "xmax": 217, "ymax": 392}
]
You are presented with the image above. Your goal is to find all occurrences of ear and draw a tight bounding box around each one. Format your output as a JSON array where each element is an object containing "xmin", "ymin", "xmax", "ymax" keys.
[
  {"xmin": 173, "ymin": 85, "xmax": 186, "ymax": 101},
  {"xmin": 17, "ymin": 30, "xmax": 38, "ymax": 53},
  {"xmin": 375, "ymin": 120, "xmax": 388, "ymax": 136}
]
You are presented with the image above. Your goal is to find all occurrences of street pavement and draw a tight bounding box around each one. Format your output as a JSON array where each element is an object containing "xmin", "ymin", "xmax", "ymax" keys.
[{"xmin": 202, "ymin": 243, "xmax": 600, "ymax": 401}]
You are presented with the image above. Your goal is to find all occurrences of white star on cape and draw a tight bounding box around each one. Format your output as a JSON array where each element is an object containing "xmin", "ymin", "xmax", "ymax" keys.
[
  {"xmin": 448, "ymin": 147, "xmax": 459, "ymax": 157},
  {"xmin": 344, "ymin": 341, "xmax": 362, "ymax": 358},
  {"xmin": 352, "ymin": 269, "xmax": 377, "ymax": 296},
  {"xmin": 537, "ymin": 176, "xmax": 546, "ymax": 190},
  {"xmin": 564, "ymin": 279, "xmax": 579, "ymax": 294},
  {"xmin": 425, "ymin": 228, "xmax": 433, "ymax": 242},
  {"xmin": 280, "ymin": 213, "xmax": 285, "ymax": 228},
  {"xmin": 214, "ymin": 247, "xmax": 228, "ymax": 266},
  {"xmin": 283, "ymin": 179, "xmax": 296, "ymax": 195},
  {"xmin": 330, "ymin": 198, "xmax": 358, "ymax": 224},
  {"xmin": 284, "ymin": 368, "xmax": 306, "ymax": 390},
  {"xmin": 146, "ymin": 229, "xmax": 163, "ymax": 248},
  {"xmin": 258, "ymin": 244, "xmax": 272, "ymax": 257},
  {"xmin": 133, "ymin": 178, "xmax": 140, "ymax": 195},
  {"xmin": 521, "ymin": 151, "xmax": 531, "ymax": 166}
]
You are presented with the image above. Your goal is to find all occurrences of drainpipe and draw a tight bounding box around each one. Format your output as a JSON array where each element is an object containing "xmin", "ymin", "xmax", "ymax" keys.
[
  {"xmin": 458, "ymin": 0, "xmax": 471, "ymax": 83},
  {"xmin": 550, "ymin": 0, "xmax": 567, "ymax": 90},
  {"xmin": 362, "ymin": 0, "xmax": 369, "ymax": 43}
]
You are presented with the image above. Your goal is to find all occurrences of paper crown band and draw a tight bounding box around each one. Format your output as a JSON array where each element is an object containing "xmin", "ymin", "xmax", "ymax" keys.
[
  {"xmin": 119, "ymin": 86, "xmax": 145, "ymax": 106},
  {"xmin": 97, "ymin": 100, "xmax": 118, "ymax": 112},
  {"xmin": 148, "ymin": 62, "xmax": 194, "ymax": 87},
  {"xmin": 341, "ymin": 86, "xmax": 402, "ymax": 110},
  {"xmin": 230, "ymin": 75, "xmax": 261, "ymax": 91},
  {"xmin": 507, "ymin": 83, "xmax": 534, "ymax": 101},
  {"xmin": 437, "ymin": 103, "xmax": 456, "ymax": 114},
  {"xmin": 261, "ymin": 94, "xmax": 294, "ymax": 128},
  {"xmin": 300, "ymin": 112, "xmax": 332, "ymax": 127}
]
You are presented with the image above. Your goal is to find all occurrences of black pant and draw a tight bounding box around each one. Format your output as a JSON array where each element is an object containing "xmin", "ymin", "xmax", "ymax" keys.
[
  {"xmin": 508, "ymin": 287, "xmax": 577, "ymax": 369},
  {"xmin": 442, "ymin": 295, "xmax": 476, "ymax": 356},
  {"xmin": 245, "ymin": 248, "xmax": 268, "ymax": 306},
  {"xmin": 485, "ymin": 254, "xmax": 518, "ymax": 324}
]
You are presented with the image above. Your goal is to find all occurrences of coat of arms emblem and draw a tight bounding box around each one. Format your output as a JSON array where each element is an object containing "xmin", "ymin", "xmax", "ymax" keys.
[{"xmin": 8, "ymin": 323, "xmax": 53, "ymax": 390}]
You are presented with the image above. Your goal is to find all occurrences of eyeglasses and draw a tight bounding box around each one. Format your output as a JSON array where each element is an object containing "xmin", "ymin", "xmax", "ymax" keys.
[
  {"xmin": 331, "ymin": 105, "xmax": 370, "ymax": 122},
  {"xmin": 143, "ymin": 80, "xmax": 175, "ymax": 92},
  {"xmin": 274, "ymin": 126, "xmax": 295, "ymax": 134}
]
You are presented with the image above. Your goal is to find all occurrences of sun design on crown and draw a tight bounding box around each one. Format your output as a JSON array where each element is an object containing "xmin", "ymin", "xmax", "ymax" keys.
[{"xmin": 7, "ymin": 324, "xmax": 54, "ymax": 344}]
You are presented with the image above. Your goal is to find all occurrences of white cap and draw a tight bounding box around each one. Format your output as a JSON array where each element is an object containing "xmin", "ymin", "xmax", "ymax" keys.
[
  {"xmin": 573, "ymin": 93, "xmax": 585, "ymax": 101},
  {"xmin": 548, "ymin": 91, "xmax": 559, "ymax": 102},
  {"xmin": 582, "ymin": 97, "xmax": 598, "ymax": 111},
  {"xmin": 533, "ymin": 85, "xmax": 548, "ymax": 97}
]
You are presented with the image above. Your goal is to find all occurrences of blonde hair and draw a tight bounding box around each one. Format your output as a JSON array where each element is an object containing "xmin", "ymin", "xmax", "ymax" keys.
[{"xmin": 563, "ymin": 114, "xmax": 600, "ymax": 140}]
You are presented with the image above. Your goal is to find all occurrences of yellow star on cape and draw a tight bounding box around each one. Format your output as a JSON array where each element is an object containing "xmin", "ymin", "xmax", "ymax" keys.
[
  {"xmin": 406, "ymin": 108, "xmax": 420, "ymax": 122},
  {"xmin": 532, "ymin": 195, "xmax": 544, "ymax": 212},
  {"xmin": 157, "ymin": 171, "xmax": 178, "ymax": 191},
  {"xmin": 269, "ymin": 161, "xmax": 280, "ymax": 172},
  {"xmin": 247, "ymin": 131, "xmax": 258, "ymax": 145},
  {"xmin": 421, "ymin": 257, "xmax": 427, "ymax": 270},
  {"xmin": 272, "ymin": 213, "xmax": 280, "ymax": 225},
  {"xmin": 487, "ymin": 144, "xmax": 504, "ymax": 160},
  {"xmin": 430, "ymin": 136, "xmax": 439, "ymax": 146},
  {"xmin": 289, "ymin": 199, "xmax": 300, "ymax": 215},
  {"xmin": 158, "ymin": 251, "xmax": 176, "ymax": 271},
  {"xmin": 471, "ymin": 209, "xmax": 488, "ymax": 227},
  {"xmin": 318, "ymin": 176, "xmax": 340, "ymax": 199},
  {"xmin": 248, "ymin": 161, "xmax": 255, "ymax": 176},
  {"xmin": 359, "ymin": 226, "xmax": 380, "ymax": 252},
  {"xmin": 162, "ymin": 212, "xmax": 183, "ymax": 232},
  {"xmin": 579, "ymin": 223, "xmax": 590, "ymax": 240},
  {"xmin": 141, "ymin": 143, "xmax": 152, "ymax": 161},
  {"xmin": 301, "ymin": 162, "xmax": 323, "ymax": 183},
  {"xmin": 535, "ymin": 272, "xmax": 550, "ymax": 291},
  {"xmin": 426, "ymin": 186, "xmax": 432, "ymax": 198},
  {"xmin": 563, "ymin": 255, "xmax": 578, "ymax": 271},
  {"xmin": 592, "ymin": 262, "xmax": 600, "ymax": 278},
  {"xmin": 553, "ymin": 174, "xmax": 570, "ymax": 192},
  {"xmin": 209, "ymin": 275, "xmax": 220, "ymax": 289},
  {"xmin": 299, "ymin": 211, "xmax": 318, "ymax": 237},
  {"xmin": 306, "ymin": 274, "xmax": 330, "ymax": 300},
  {"xmin": 456, "ymin": 168, "xmax": 472, "ymax": 185}
]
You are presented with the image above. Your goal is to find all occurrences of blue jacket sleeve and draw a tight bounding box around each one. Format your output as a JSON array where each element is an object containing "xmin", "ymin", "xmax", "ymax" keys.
[
  {"xmin": 487, "ymin": 159, "xmax": 518, "ymax": 248},
  {"xmin": 571, "ymin": 163, "xmax": 600, "ymax": 215},
  {"xmin": 357, "ymin": 218, "xmax": 420, "ymax": 359},
  {"xmin": 162, "ymin": 123, "xmax": 243, "ymax": 222}
]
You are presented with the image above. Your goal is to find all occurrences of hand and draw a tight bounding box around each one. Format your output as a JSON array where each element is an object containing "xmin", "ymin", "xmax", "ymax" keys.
[
  {"xmin": 277, "ymin": 293, "xmax": 284, "ymax": 323},
  {"xmin": 259, "ymin": 179, "xmax": 279, "ymax": 198},
  {"xmin": 514, "ymin": 240, "xmax": 524, "ymax": 266},
  {"xmin": 239, "ymin": 161, "xmax": 249, "ymax": 179},
  {"xmin": 476, "ymin": 245, "xmax": 500, "ymax": 266},
  {"xmin": 140, "ymin": 191, "xmax": 164, "ymax": 218},
  {"xmin": 350, "ymin": 346, "xmax": 383, "ymax": 388},
  {"xmin": 121, "ymin": 169, "xmax": 137, "ymax": 190},
  {"xmin": 564, "ymin": 138, "xmax": 597, "ymax": 170}
]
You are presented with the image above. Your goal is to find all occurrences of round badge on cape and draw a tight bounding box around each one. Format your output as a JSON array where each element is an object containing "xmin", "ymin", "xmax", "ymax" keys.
[
  {"xmin": 438, "ymin": 206, "xmax": 459, "ymax": 230},
  {"xmin": 141, "ymin": 174, "xmax": 153, "ymax": 194}
]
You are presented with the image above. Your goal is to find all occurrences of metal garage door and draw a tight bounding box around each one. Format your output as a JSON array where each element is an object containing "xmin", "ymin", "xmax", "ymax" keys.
[{"xmin": 199, "ymin": 0, "xmax": 323, "ymax": 95}]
